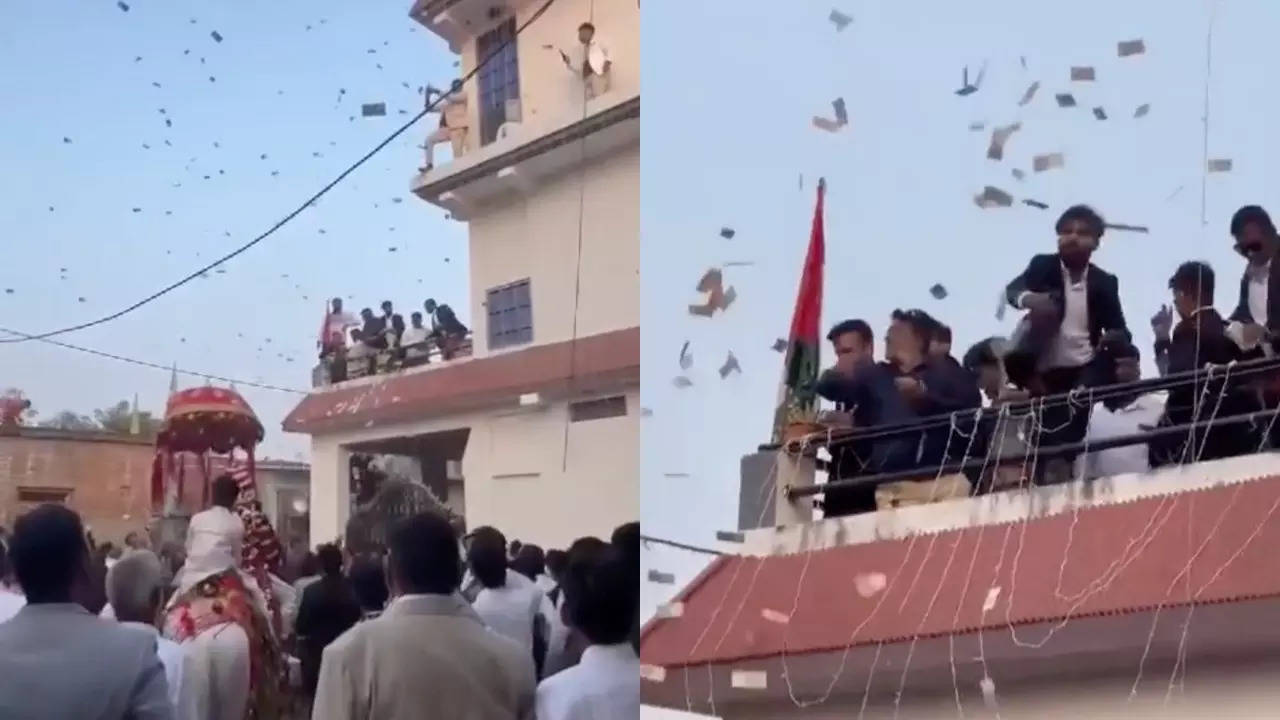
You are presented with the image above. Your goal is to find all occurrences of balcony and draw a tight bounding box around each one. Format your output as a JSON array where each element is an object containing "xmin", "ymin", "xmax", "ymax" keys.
[
  {"xmin": 311, "ymin": 335, "xmax": 475, "ymax": 389},
  {"xmin": 411, "ymin": 91, "xmax": 639, "ymax": 221},
  {"xmin": 409, "ymin": 0, "xmax": 536, "ymax": 53}
]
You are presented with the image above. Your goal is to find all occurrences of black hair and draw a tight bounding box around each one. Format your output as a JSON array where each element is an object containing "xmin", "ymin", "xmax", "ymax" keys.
[
  {"xmin": 933, "ymin": 323, "xmax": 952, "ymax": 344},
  {"xmin": 511, "ymin": 544, "xmax": 546, "ymax": 581},
  {"xmin": 1230, "ymin": 205, "xmax": 1276, "ymax": 238},
  {"xmin": 562, "ymin": 543, "xmax": 636, "ymax": 646},
  {"xmin": 962, "ymin": 337, "xmax": 1005, "ymax": 372},
  {"xmin": 391, "ymin": 314, "xmax": 406, "ymax": 332},
  {"xmin": 826, "ymin": 319, "xmax": 873, "ymax": 346},
  {"xmin": 381, "ymin": 300, "xmax": 393, "ymax": 311},
  {"xmin": 1169, "ymin": 261, "xmax": 1215, "ymax": 304},
  {"xmin": 467, "ymin": 528, "xmax": 508, "ymax": 589},
  {"xmin": 890, "ymin": 309, "xmax": 938, "ymax": 353},
  {"xmin": 317, "ymin": 543, "xmax": 344, "ymax": 577},
  {"xmin": 360, "ymin": 307, "xmax": 374, "ymax": 317},
  {"xmin": 348, "ymin": 555, "xmax": 389, "ymax": 613},
  {"xmin": 299, "ymin": 551, "xmax": 319, "ymax": 578},
  {"xmin": 1113, "ymin": 342, "xmax": 1141, "ymax": 361},
  {"xmin": 1055, "ymin": 204, "xmax": 1106, "ymax": 239},
  {"xmin": 11, "ymin": 504, "xmax": 88, "ymax": 603},
  {"xmin": 211, "ymin": 474, "xmax": 240, "ymax": 508},
  {"xmin": 411, "ymin": 311, "xmax": 423, "ymax": 321},
  {"xmin": 545, "ymin": 549, "xmax": 568, "ymax": 579},
  {"xmin": 387, "ymin": 513, "xmax": 462, "ymax": 595}
]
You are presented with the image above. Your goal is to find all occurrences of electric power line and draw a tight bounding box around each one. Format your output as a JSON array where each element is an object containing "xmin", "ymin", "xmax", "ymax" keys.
[
  {"xmin": 0, "ymin": 326, "xmax": 305, "ymax": 394},
  {"xmin": 0, "ymin": 0, "xmax": 558, "ymax": 346}
]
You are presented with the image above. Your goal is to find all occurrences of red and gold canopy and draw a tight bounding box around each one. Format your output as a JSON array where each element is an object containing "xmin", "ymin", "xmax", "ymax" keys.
[{"xmin": 157, "ymin": 386, "xmax": 263, "ymax": 455}]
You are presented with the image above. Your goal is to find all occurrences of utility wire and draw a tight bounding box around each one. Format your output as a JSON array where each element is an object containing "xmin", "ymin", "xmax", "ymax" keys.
[
  {"xmin": 0, "ymin": 0, "xmax": 558, "ymax": 345},
  {"xmin": 0, "ymin": 327, "xmax": 305, "ymax": 394}
]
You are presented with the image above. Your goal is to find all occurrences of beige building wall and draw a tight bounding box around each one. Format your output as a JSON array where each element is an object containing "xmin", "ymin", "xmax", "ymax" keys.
[
  {"xmin": 457, "ymin": 0, "xmax": 640, "ymax": 134},
  {"xmin": 468, "ymin": 144, "xmax": 640, "ymax": 355},
  {"xmin": 308, "ymin": 387, "xmax": 638, "ymax": 549}
]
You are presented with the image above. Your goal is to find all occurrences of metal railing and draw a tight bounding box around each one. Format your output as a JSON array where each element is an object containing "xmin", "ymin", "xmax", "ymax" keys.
[
  {"xmin": 772, "ymin": 355, "xmax": 1280, "ymax": 502},
  {"xmin": 312, "ymin": 334, "xmax": 474, "ymax": 388}
]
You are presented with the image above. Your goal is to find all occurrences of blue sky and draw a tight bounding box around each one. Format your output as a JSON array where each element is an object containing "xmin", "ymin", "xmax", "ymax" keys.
[
  {"xmin": 0, "ymin": 0, "xmax": 467, "ymax": 459},
  {"xmin": 638, "ymin": 0, "xmax": 1279, "ymax": 643}
]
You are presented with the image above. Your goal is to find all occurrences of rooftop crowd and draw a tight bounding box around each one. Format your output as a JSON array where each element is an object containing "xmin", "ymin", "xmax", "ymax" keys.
[
  {"xmin": 319, "ymin": 296, "xmax": 470, "ymax": 383},
  {"xmin": 813, "ymin": 204, "xmax": 1280, "ymax": 516},
  {"xmin": 0, "ymin": 474, "xmax": 639, "ymax": 719}
]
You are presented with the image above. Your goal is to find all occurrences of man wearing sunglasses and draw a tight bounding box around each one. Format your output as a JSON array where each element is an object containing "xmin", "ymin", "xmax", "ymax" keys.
[{"xmin": 1226, "ymin": 205, "xmax": 1280, "ymax": 355}]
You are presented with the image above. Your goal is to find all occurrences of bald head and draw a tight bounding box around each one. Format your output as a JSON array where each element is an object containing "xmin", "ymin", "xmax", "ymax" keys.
[{"xmin": 106, "ymin": 550, "xmax": 164, "ymax": 624}]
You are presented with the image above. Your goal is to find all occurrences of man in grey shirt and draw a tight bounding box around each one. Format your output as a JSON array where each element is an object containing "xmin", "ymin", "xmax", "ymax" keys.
[{"xmin": 0, "ymin": 504, "xmax": 174, "ymax": 720}]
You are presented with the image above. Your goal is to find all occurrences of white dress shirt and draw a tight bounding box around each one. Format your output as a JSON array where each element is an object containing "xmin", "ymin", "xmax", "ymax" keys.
[
  {"xmin": 1038, "ymin": 265, "xmax": 1093, "ymax": 370},
  {"xmin": 472, "ymin": 581, "xmax": 544, "ymax": 656},
  {"xmin": 0, "ymin": 588, "xmax": 24, "ymax": 623},
  {"xmin": 535, "ymin": 643, "xmax": 639, "ymax": 720},
  {"xmin": 401, "ymin": 326, "xmax": 430, "ymax": 356},
  {"xmin": 1227, "ymin": 260, "xmax": 1274, "ymax": 354},
  {"xmin": 122, "ymin": 620, "xmax": 196, "ymax": 719},
  {"xmin": 175, "ymin": 506, "xmax": 243, "ymax": 598},
  {"xmin": 1074, "ymin": 393, "xmax": 1167, "ymax": 480}
]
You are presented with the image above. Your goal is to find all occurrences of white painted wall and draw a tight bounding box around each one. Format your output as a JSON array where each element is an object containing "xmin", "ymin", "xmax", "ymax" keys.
[{"xmin": 308, "ymin": 387, "xmax": 637, "ymax": 549}]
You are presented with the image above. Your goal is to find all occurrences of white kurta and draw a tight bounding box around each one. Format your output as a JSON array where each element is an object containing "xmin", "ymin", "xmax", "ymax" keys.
[
  {"xmin": 535, "ymin": 643, "xmax": 639, "ymax": 720},
  {"xmin": 472, "ymin": 582, "xmax": 543, "ymax": 656},
  {"xmin": 181, "ymin": 622, "xmax": 250, "ymax": 720}
]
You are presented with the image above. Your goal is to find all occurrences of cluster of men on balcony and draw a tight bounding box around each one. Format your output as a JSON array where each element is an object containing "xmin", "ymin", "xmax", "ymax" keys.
[
  {"xmin": 815, "ymin": 204, "xmax": 1280, "ymax": 517},
  {"xmin": 319, "ymin": 297, "xmax": 469, "ymax": 383}
]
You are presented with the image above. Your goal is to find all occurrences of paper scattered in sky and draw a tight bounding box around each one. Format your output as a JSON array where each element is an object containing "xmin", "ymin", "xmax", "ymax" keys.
[
  {"xmin": 648, "ymin": 570, "xmax": 675, "ymax": 584},
  {"xmin": 655, "ymin": 602, "xmax": 684, "ymax": 618},
  {"xmin": 812, "ymin": 116, "xmax": 842, "ymax": 133},
  {"xmin": 832, "ymin": 97, "xmax": 848, "ymax": 126},
  {"xmin": 716, "ymin": 530, "xmax": 745, "ymax": 543},
  {"xmin": 640, "ymin": 665, "xmax": 667, "ymax": 683},
  {"xmin": 678, "ymin": 340, "xmax": 693, "ymax": 370},
  {"xmin": 361, "ymin": 102, "xmax": 387, "ymax": 117},
  {"xmin": 718, "ymin": 351, "xmax": 740, "ymax": 378},
  {"xmin": 1070, "ymin": 66, "xmax": 1096, "ymax": 81},
  {"xmin": 730, "ymin": 670, "xmax": 768, "ymax": 690},
  {"xmin": 1092, "ymin": 106, "xmax": 1108, "ymax": 120},
  {"xmin": 1017, "ymin": 81, "xmax": 1039, "ymax": 107},
  {"xmin": 1033, "ymin": 152, "xmax": 1065, "ymax": 172},
  {"xmin": 771, "ymin": 338, "xmax": 787, "ymax": 352},
  {"xmin": 1134, "ymin": 103, "xmax": 1151, "ymax": 118},
  {"xmin": 1055, "ymin": 93, "xmax": 1077, "ymax": 108},
  {"xmin": 1011, "ymin": 168, "xmax": 1026, "ymax": 181},
  {"xmin": 828, "ymin": 9, "xmax": 853, "ymax": 31},
  {"xmin": 929, "ymin": 283, "xmax": 948, "ymax": 299},
  {"xmin": 1118, "ymin": 38, "xmax": 1146, "ymax": 57},
  {"xmin": 760, "ymin": 608, "xmax": 790, "ymax": 624},
  {"xmin": 719, "ymin": 226, "xmax": 735, "ymax": 239},
  {"xmin": 210, "ymin": 30, "xmax": 223, "ymax": 43},
  {"xmin": 1208, "ymin": 158, "xmax": 1233, "ymax": 172},
  {"xmin": 986, "ymin": 122, "xmax": 1021, "ymax": 161},
  {"xmin": 974, "ymin": 185, "xmax": 1014, "ymax": 208},
  {"xmin": 1022, "ymin": 199, "xmax": 1049, "ymax": 209},
  {"xmin": 673, "ymin": 376, "xmax": 693, "ymax": 388},
  {"xmin": 116, "ymin": 1, "xmax": 130, "ymax": 11}
]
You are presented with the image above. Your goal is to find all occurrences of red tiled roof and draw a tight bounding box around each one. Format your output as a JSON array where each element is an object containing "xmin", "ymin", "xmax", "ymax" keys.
[
  {"xmin": 282, "ymin": 327, "xmax": 638, "ymax": 434},
  {"xmin": 641, "ymin": 474, "xmax": 1280, "ymax": 669}
]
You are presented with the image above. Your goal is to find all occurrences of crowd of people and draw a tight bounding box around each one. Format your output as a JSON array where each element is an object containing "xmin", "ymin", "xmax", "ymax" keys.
[
  {"xmin": 319, "ymin": 296, "xmax": 470, "ymax": 383},
  {"xmin": 814, "ymin": 204, "xmax": 1280, "ymax": 516},
  {"xmin": 0, "ymin": 474, "xmax": 639, "ymax": 719}
]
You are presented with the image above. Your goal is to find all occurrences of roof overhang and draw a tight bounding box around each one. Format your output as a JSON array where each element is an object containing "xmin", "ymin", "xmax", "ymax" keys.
[
  {"xmin": 412, "ymin": 94, "xmax": 639, "ymax": 221},
  {"xmin": 641, "ymin": 457, "xmax": 1280, "ymax": 711},
  {"xmin": 282, "ymin": 327, "xmax": 638, "ymax": 435},
  {"xmin": 409, "ymin": 0, "xmax": 534, "ymax": 53}
]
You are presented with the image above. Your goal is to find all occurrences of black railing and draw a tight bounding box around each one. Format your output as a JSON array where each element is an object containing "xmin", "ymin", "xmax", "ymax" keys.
[{"xmin": 771, "ymin": 355, "xmax": 1280, "ymax": 502}]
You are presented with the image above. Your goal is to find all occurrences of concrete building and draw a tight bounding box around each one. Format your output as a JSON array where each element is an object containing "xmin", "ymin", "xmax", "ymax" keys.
[
  {"xmin": 284, "ymin": 0, "xmax": 639, "ymax": 550},
  {"xmin": 641, "ymin": 452, "xmax": 1280, "ymax": 719},
  {"xmin": 0, "ymin": 428, "xmax": 309, "ymax": 550}
]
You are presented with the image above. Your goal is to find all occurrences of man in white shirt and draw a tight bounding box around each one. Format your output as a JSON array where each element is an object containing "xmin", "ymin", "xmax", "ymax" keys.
[
  {"xmin": 468, "ymin": 528, "xmax": 546, "ymax": 675},
  {"xmin": 535, "ymin": 541, "xmax": 638, "ymax": 720},
  {"xmin": 561, "ymin": 22, "xmax": 612, "ymax": 99},
  {"xmin": 1075, "ymin": 344, "xmax": 1166, "ymax": 480},
  {"xmin": 1004, "ymin": 205, "xmax": 1130, "ymax": 480},
  {"xmin": 109, "ymin": 550, "xmax": 196, "ymax": 719},
  {"xmin": 401, "ymin": 312, "xmax": 431, "ymax": 359},
  {"xmin": 1226, "ymin": 205, "xmax": 1279, "ymax": 355}
]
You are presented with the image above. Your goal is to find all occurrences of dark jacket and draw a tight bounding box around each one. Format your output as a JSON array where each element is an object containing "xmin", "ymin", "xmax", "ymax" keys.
[
  {"xmin": 1229, "ymin": 261, "xmax": 1280, "ymax": 331},
  {"xmin": 432, "ymin": 304, "xmax": 468, "ymax": 336},
  {"xmin": 1004, "ymin": 253, "xmax": 1131, "ymax": 351},
  {"xmin": 296, "ymin": 574, "xmax": 362, "ymax": 695},
  {"xmin": 815, "ymin": 360, "xmax": 918, "ymax": 476}
]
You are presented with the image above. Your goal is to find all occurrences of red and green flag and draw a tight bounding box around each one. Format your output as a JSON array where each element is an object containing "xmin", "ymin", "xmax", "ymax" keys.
[{"xmin": 771, "ymin": 179, "xmax": 826, "ymax": 443}]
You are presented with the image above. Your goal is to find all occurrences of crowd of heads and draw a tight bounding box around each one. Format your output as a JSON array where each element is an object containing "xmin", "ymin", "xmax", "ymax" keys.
[{"xmin": 322, "ymin": 296, "xmax": 471, "ymax": 382}]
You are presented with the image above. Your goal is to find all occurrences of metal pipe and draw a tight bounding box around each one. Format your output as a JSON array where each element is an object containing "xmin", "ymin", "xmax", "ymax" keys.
[{"xmin": 786, "ymin": 407, "xmax": 1280, "ymax": 499}]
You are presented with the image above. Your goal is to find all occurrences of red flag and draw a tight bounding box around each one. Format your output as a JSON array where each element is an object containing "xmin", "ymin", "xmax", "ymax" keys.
[{"xmin": 772, "ymin": 180, "xmax": 826, "ymax": 443}]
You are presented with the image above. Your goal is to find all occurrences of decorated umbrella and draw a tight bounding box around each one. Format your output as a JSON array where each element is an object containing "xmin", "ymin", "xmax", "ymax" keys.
[{"xmin": 151, "ymin": 386, "xmax": 264, "ymax": 512}]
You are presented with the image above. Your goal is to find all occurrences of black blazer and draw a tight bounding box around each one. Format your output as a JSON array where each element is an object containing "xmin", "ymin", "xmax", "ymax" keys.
[
  {"xmin": 1005, "ymin": 253, "xmax": 1130, "ymax": 348},
  {"xmin": 1229, "ymin": 261, "xmax": 1280, "ymax": 332}
]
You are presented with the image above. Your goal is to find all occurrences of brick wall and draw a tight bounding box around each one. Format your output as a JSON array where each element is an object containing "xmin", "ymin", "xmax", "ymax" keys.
[{"xmin": 0, "ymin": 430, "xmax": 153, "ymax": 544}]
